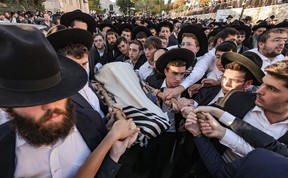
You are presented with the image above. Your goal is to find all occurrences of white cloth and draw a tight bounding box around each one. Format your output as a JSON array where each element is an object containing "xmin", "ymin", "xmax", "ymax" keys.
[
  {"xmin": 95, "ymin": 62, "xmax": 170, "ymax": 145},
  {"xmin": 78, "ymin": 82, "xmax": 105, "ymax": 118},
  {"xmin": 206, "ymin": 67, "xmax": 223, "ymax": 81},
  {"xmin": 181, "ymin": 48, "xmax": 216, "ymax": 89},
  {"xmin": 249, "ymin": 48, "xmax": 284, "ymax": 71},
  {"xmin": 14, "ymin": 127, "xmax": 91, "ymax": 178},
  {"xmin": 138, "ymin": 61, "xmax": 154, "ymax": 81},
  {"xmin": 219, "ymin": 106, "xmax": 288, "ymax": 159}
]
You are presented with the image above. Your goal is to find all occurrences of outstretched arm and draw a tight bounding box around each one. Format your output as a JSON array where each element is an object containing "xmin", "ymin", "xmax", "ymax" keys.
[{"xmin": 75, "ymin": 119, "xmax": 139, "ymax": 178}]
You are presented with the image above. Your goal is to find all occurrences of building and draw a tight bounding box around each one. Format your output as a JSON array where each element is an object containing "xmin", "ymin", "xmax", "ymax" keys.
[{"xmin": 43, "ymin": 0, "xmax": 89, "ymax": 13}]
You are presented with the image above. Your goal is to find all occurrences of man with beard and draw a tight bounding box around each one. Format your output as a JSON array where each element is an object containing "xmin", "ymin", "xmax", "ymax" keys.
[
  {"xmin": 0, "ymin": 25, "xmax": 138, "ymax": 178},
  {"xmin": 88, "ymin": 33, "xmax": 106, "ymax": 80},
  {"xmin": 94, "ymin": 29, "xmax": 121, "ymax": 72},
  {"xmin": 244, "ymin": 22, "xmax": 269, "ymax": 49},
  {"xmin": 249, "ymin": 28, "xmax": 287, "ymax": 71}
]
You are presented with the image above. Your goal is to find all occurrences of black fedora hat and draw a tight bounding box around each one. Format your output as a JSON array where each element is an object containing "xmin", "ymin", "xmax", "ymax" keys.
[
  {"xmin": 252, "ymin": 21, "xmax": 270, "ymax": 31},
  {"xmin": 132, "ymin": 26, "xmax": 152, "ymax": 40},
  {"xmin": 118, "ymin": 23, "xmax": 133, "ymax": 34},
  {"xmin": 60, "ymin": 9, "xmax": 96, "ymax": 34},
  {"xmin": 0, "ymin": 24, "xmax": 87, "ymax": 107},
  {"xmin": 156, "ymin": 48, "xmax": 194, "ymax": 75},
  {"xmin": 178, "ymin": 25, "xmax": 208, "ymax": 57},
  {"xmin": 46, "ymin": 25, "xmax": 93, "ymax": 50},
  {"xmin": 97, "ymin": 22, "xmax": 117, "ymax": 32},
  {"xmin": 231, "ymin": 22, "xmax": 251, "ymax": 40},
  {"xmin": 221, "ymin": 51, "xmax": 264, "ymax": 86},
  {"xmin": 157, "ymin": 21, "xmax": 173, "ymax": 33},
  {"xmin": 226, "ymin": 15, "xmax": 233, "ymax": 19}
]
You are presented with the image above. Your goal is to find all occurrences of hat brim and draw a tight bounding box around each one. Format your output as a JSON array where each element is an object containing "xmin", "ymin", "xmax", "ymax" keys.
[
  {"xmin": 118, "ymin": 23, "xmax": 133, "ymax": 33},
  {"xmin": 234, "ymin": 25, "xmax": 251, "ymax": 40},
  {"xmin": 97, "ymin": 22, "xmax": 117, "ymax": 31},
  {"xmin": 0, "ymin": 55, "xmax": 87, "ymax": 107},
  {"xmin": 156, "ymin": 48, "xmax": 194, "ymax": 75},
  {"xmin": 221, "ymin": 52, "xmax": 264, "ymax": 86},
  {"xmin": 132, "ymin": 26, "xmax": 152, "ymax": 40},
  {"xmin": 47, "ymin": 28, "xmax": 93, "ymax": 50},
  {"xmin": 157, "ymin": 21, "xmax": 173, "ymax": 33},
  {"xmin": 60, "ymin": 11, "xmax": 96, "ymax": 33},
  {"xmin": 178, "ymin": 25, "xmax": 208, "ymax": 57}
]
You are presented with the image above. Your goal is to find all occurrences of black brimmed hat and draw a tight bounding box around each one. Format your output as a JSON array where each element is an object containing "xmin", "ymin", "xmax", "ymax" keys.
[
  {"xmin": 97, "ymin": 21, "xmax": 117, "ymax": 32},
  {"xmin": 156, "ymin": 48, "xmax": 194, "ymax": 75},
  {"xmin": 118, "ymin": 23, "xmax": 133, "ymax": 34},
  {"xmin": 221, "ymin": 51, "xmax": 264, "ymax": 86},
  {"xmin": 157, "ymin": 21, "xmax": 173, "ymax": 33},
  {"xmin": 0, "ymin": 24, "xmax": 87, "ymax": 107},
  {"xmin": 252, "ymin": 21, "xmax": 270, "ymax": 31},
  {"xmin": 132, "ymin": 26, "xmax": 152, "ymax": 40},
  {"xmin": 178, "ymin": 25, "xmax": 208, "ymax": 57},
  {"xmin": 60, "ymin": 9, "xmax": 96, "ymax": 34},
  {"xmin": 46, "ymin": 25, "xmax": 93, "ymax": 50}
]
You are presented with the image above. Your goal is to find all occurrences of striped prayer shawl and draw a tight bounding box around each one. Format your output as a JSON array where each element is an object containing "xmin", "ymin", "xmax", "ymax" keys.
[{"xmin": 95, "ymin": 62, "xmax": 170, "ymax": 146}]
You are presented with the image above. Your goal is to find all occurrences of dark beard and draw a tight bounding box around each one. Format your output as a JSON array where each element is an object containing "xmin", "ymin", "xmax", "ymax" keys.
[
  {"xmin": 108, "ymin": 42, "xmax": 116, "ymax": 50},
  {"xmin": 8, "ymin": 99, "xmax": 76, "ymax": 147}
]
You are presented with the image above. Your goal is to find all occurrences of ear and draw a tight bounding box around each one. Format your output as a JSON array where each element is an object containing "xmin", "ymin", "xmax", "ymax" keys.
[
  {"xmin": 258, "ymin": 41, "xmax": 264, "ymax": 49},
  {"xmin": 196, "ymin": 46, "xmax": 200, "ymax": 53},
  {"xmin": 164, "ymin": 68, "xmax": 168, "ymax": 76},
  {"xmin": 244, "ymin": 79, "xmax": 253, "ymax": 89},
  {"xmin": 217, "ymin": 38, "xmax": 223, "ymax": 45}
]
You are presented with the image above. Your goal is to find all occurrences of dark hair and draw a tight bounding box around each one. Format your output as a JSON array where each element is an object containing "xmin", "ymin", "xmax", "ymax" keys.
[
  {"xmin": 265, "ymin": 60, "xmax": 288, "ymax": 88},
  {"xmin": 136, "ymin": 31, "xmax": 148, "ymax": 39},
  {"xmin": 258, "ymin": 28, "xmax": 287, "ymax": 43},
  {"xmin": 144, "ymin": 36, "xmax": 162, "ymax": 49},
  {"xmin": 93, "ymin": 33, "xmax": 104, "ymax": 40},
  {"xmin": 214, "ymin": 27, "xmax": 238, "ymax": 46},
  {"xmin": 165, "ymin": 59, "xmax": 187, "ymax": 70},
  {"xmin": 216, "ymin": 41, "xmax": 237, "ymax": 53},
  {"xmin": 116, "ymin": 36, "xmax": 128, "ymax": 46},
  {"xmin": 130, "ymin": 40, "xmax": 143, "ymax": 51},
  {"xmin": 57, "ymin": 44, "xmax": 88, "ymax": 59}
]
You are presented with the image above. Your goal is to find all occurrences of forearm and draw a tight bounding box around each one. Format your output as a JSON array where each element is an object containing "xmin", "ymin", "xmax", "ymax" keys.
[
  {"xmin": 220, "ymin": 129, "xmax": 254, "ymax": 157},
  {"xmin": 75, "ymin": 132, "xmax": 117, "ymax": 178},
  {"xmin": 230, "ymin": 118, "xmax": 288, "ymax": 156}
]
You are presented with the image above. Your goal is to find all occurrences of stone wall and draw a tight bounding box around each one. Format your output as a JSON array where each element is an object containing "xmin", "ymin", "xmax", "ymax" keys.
[
  {"xmin": 185, "ymin": 3, "xmax": 288, "ymax": 23},
  {"xmin": 43, "ymin": 0, "xmax": 89, "ymax": 13}
]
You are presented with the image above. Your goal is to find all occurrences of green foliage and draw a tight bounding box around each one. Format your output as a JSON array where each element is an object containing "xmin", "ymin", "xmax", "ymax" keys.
[
  {"xmin": 116, "ymin": 0, "xmax": 134, "ymax": 15},
  {"xmin": 89, "ymin": 0, "xmax": 104, "ymax": 13},
  {"xmin": 0, "ymin": 0, "xmax": 45, "ymax": 11}
]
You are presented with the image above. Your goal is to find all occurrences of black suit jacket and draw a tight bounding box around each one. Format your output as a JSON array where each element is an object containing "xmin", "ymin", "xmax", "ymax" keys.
[
  {"xmin": 0, "ymin": 104, "xmax": 120, "ymax": 178},
  {"xmin": 194, "ymin": 86, "xmax": 221, "ymax": 106},
  {"xmin": 219, "ymin": 90, "xmax": 288, "ymax": 157},
  {"xmin": 88, "ymin": 45, "xmax": 103, "ymax": 80},
  {"xmin": 194, "ymin": 136, "xmax": 288, "ymax": 178}
]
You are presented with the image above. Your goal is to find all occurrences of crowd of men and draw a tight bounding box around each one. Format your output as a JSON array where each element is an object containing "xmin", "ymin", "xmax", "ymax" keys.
[{"xmin": 0, "ymin": 8, "xmax": 288, "ymax": 178}]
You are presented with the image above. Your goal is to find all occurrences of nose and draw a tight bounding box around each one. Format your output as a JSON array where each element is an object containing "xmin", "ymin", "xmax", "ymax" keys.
[
  {"xmin": 41, "ymin": 102, "xmax": 56, "ymax": 111},
  {"xmin": 256, "ymin": 84, "xmax": 265, "ymax": 95}
]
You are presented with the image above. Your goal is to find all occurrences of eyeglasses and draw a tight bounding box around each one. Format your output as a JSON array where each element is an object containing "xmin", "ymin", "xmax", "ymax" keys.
[
  {"xmin": 221, "ymin": 76, "xmax": 246, "ymax": 85},
  {"xmin": 271, "ymin": 37, "xmax": 287, "ymax": 44}
]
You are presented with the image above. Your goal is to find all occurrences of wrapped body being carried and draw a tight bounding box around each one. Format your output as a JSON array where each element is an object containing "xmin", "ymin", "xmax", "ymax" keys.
[{"xmin": 95, "ymin": 62, "xmax": 170, "ymax": 146}]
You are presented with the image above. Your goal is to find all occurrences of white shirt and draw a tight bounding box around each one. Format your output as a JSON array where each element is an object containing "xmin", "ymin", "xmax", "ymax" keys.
[
  {"xmin": 78, "ymin": 82, "xmax": 105, "ymax": 118},
  {"xmin": 0, "ymin": 110, "xmax": 9, "ymax": 125},
  {"xmin": 249, "ymin": 48, "xmax": 284, "ymax": 71},
  {"xmin": 138, "ymin": 61, "xmax": 154, "ymax": 81},
  {"xmin": 181, "ymin": 48, "xmax": 215, "ymax": 89},
  {"xmin": 219, "ymin": 106, "xmax": 288, "ymax": 158},
  {"xmin": 14, "ymin": 127, "xmax": 91, "ymax": 178},
  {"xmin": 206, "ymin": 67, "xmax": 223, "ymax": 81}
]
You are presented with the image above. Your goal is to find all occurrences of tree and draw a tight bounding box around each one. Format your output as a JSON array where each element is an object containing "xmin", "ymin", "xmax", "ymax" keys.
[{"xmin": 116, "ymin": 0, "xmax": 134, "ymax": 15}]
